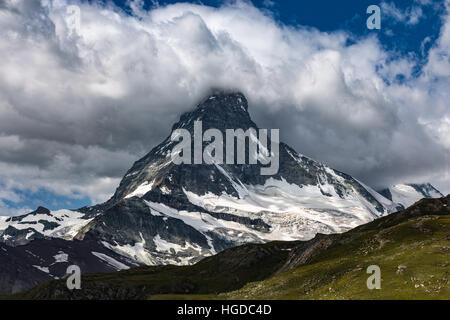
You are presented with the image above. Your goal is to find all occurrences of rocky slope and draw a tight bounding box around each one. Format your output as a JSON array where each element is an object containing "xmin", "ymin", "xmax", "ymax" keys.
[
  {"xmin": 72, "ymin": 91, "xmax": 396, "ymax": 264},
  {"xmin": 224, "ymin": 195, "xmax": 450, "ymax": 300},
  {"xmin": 0, "ymin": 91, "xmax": 437, "ymax": 295},
  {"xmin": 0, "ymin": 235, "xmax": 138, "ymax": 295},
  {"xmin": 8, "ymin": 194, "xmax": 449, "ymax": 300}
]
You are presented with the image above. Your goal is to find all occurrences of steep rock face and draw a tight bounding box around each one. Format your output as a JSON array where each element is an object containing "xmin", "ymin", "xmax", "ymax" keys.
[
  {"xmin": 73, "ymin": 91, "xmax": 396, "ymax": 265},
  {"xmin": 1, "ymin": 91, "xmax": 431, "ymax": 295},
  {"xmin": 107, "ymin": 92, "xmax": 386, "ymax": 212}
]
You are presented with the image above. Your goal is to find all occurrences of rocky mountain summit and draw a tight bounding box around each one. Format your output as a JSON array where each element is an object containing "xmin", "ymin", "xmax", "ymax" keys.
[{"xmin": 0, "ymin": 91, "xmax": 443, "ymax": 294}]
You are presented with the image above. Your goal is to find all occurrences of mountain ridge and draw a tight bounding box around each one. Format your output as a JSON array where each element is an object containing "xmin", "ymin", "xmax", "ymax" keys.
[
  {"xmin": 379, "ymin": 183, "xmax": 444, "ymax": 210},
  {"xmin": 0, "ymin": 91, "xmax": 445, "ymax": 295},
  {"xmin": 7, "ymin": 194, "xmax": 448, "ymax": 300}
]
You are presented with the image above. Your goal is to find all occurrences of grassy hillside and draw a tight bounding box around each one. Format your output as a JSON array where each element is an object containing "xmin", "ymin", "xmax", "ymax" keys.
[
  {"xmin": 223, "ymin": 214, "xmax": 449, "ymax": 299},
  {"xmin": 4, "ymin": 195, "xmax": 449, "ymax": 300}
]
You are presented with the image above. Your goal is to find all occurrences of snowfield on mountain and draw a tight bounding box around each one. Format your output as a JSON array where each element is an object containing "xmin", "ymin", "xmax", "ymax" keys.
[{"xmin": 380, "ymin": 183, "xmax": 443, "ymax": 209}]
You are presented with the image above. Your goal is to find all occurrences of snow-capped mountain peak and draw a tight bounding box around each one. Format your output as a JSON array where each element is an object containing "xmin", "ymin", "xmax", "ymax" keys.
[
  {"xmin": 62, "ymin": 91, "xmax": 399, "ymax": 264},
  {"xmin": 0, "ymin": 206, "xmax": 92, "ymax": 246},
  {"xmin": 379, "ymin": 183, "xmax": 444, "ymax": 209},
  {"xmin": 1, "ymin": 91, "xmax": 427, "ymax": 294}
]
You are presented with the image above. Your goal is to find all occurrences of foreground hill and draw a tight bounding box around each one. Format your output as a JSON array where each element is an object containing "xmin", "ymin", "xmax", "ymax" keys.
[{"xmin": 7, "ymin": 194, "xmax": 449, "ymax": 300}]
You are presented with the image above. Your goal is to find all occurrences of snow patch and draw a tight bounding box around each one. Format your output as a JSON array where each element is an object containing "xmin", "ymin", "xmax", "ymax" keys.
[
  {"xmin": 388, "ymin": 184, "xmax": 438, "ymax": 208},
  {"xmin": 125, "ymin": 180, "xmax": 155, "ymax": 198},
  {"xmin": 33, "ymin": 265, "xmax": 49, "ymax": 273},
  {"xmin": 153, "ymin": 234, "xmax": 201, "ymax": 254},
  {"xmin": 92, "ymin": 252, "xmax": 130, "ymax": 271},
  {"xmin": 53, "ymin": 251, "xmax": 69, "ymax": 263},
  {"xmin": 0, "ymin": 209, "xmax": 92, "ymax": 241},
  {"xmin": 102, "ymin": 236, "xmax": 153, "ymax": 266}
]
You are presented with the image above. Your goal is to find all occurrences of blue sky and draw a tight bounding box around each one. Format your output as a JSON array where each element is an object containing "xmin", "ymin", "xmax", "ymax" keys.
[
  {"xmin": 0, "ymin": 187, "xmax": 90, "ymax": 214},
  {"xmin": 0, "ymin": 0, "xmax": 449, "ymax": 216},
  {"xmin": 106, "ymin": 0, "xmax": 446, "ymax": 64}
]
